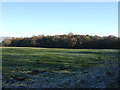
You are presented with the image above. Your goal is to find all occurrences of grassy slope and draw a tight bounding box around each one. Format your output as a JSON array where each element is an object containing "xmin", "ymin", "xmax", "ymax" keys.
[{"xmin": 2, "ymin": 47, "xmax": 119, "ymax": 88}]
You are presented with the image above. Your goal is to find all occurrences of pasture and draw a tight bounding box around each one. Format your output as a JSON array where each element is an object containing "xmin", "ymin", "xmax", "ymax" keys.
[{"xmin": 2, "ymin": 47, "xmax": 119, "ymax": 88}]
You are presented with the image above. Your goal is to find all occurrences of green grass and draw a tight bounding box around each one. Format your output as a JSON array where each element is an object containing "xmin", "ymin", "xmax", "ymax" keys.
[{"xmin": 2, "ymin": 47, "xmax": 118, "ymax": 79}]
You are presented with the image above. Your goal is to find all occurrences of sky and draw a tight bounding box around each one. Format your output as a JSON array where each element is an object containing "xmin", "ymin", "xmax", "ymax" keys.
[{"xmin": 1, "ymin": 2, "xmax": 118, "ymax": 37}]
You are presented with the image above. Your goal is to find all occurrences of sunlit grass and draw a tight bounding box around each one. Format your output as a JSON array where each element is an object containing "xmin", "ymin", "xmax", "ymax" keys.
[{"xmin": 2, "ymin": 47, "xmax": 118, "ymax": 81}]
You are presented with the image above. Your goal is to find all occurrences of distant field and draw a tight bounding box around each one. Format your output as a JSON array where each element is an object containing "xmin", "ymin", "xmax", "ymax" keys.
[{"xmin": 2, "ymin": 47, "xmax": 119, "ymax": 88}]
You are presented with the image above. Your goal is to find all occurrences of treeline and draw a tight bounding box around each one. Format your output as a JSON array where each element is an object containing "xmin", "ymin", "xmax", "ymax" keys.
[{"xmin": 2, "ymin": 34, "xmax": 120, "ymax": 49}]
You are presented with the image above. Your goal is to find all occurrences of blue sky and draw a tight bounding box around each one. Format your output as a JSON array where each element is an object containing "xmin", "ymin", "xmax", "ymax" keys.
[{"xmin": 1, "ymin": 2, "xmax": 118, "ymax": 37}]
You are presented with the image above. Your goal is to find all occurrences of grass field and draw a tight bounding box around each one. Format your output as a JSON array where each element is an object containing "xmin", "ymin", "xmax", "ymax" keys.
[{"xmin": 2, "ymin": 47, "xmax": 120, "ymax": 88}]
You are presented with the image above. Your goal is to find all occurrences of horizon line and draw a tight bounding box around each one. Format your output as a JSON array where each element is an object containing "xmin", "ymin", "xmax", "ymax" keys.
[{"xmin": 0, "ymin": 34, "xmax": 119, "ymax": 38}]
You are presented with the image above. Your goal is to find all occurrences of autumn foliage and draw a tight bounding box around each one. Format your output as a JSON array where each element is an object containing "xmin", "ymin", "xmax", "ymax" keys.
[{"xmin": 2, "ymin": 34, "xmax": 119, "ymax": 49}]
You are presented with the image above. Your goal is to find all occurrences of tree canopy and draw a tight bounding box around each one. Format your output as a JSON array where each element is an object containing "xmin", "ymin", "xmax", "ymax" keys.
[{"xmin": 2, "ymin": 34, "xmax": 119, "ymax": 49}]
